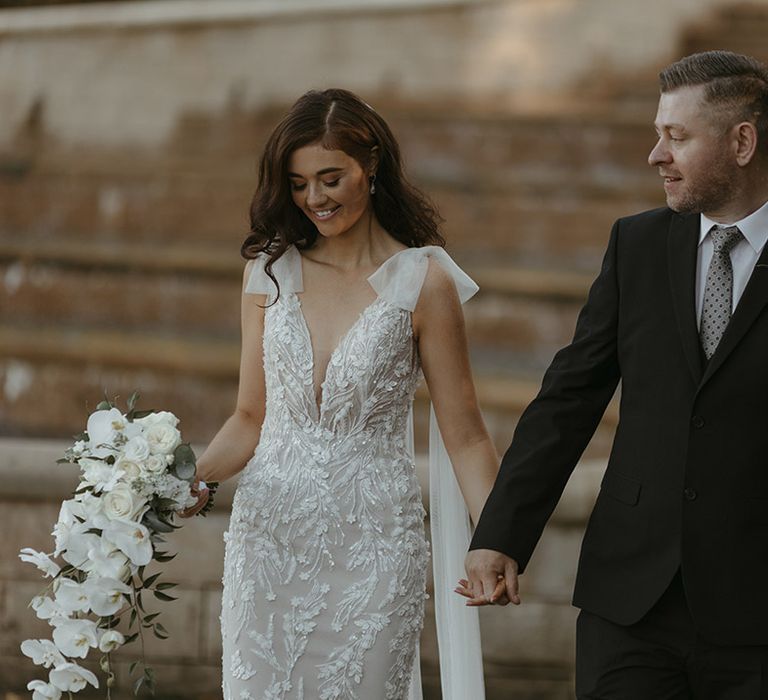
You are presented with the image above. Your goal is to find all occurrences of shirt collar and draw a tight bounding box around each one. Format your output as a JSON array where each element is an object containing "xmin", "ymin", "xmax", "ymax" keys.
[{"xmin": 700, "ymin": 198, "xmax": 768, "ymax": 254}]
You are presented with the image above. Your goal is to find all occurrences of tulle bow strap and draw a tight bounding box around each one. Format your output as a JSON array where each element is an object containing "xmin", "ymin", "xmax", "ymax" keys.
[
  {"xmin": 368, "ymin": 245, "xmax": 479, "ymax": 311},
  {"xmin": 375, "ymin": 247, "xmax": 485, "ymax": 700},
  {"xmin": 244, "ymin": 246, "xmax": 304, "ymax": 297}
]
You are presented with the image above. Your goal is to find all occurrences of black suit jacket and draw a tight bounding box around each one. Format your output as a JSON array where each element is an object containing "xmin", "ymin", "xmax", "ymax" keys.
[{"xmin": 470, "ymin": 206, "xmax": 768, "ymax": 644}]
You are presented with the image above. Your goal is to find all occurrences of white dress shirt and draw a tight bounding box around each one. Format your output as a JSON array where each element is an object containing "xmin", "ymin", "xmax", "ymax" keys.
[{"xmin": 696, "ymin": 200, "xmax": 768, "ymax": 328}]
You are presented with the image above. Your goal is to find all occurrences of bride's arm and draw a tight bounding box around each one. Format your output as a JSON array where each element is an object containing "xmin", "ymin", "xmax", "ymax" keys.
[
  {"xmin": 413, "ymin": 260, "xmax": 499, "ymax": 526},
  {"xmin": 195, "ymin": 262, "xmax": 268, "ymax": 484}
]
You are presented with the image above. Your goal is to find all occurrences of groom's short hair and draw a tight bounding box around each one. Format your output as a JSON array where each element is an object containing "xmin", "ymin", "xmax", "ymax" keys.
[{"xmin": 660, "ymin": 50, "xmax": 768, "ymax": 153}]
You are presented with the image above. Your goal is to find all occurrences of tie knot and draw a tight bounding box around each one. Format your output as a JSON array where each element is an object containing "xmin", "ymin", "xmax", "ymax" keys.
[{"xmin": 710, "ymin": 225, "xmax": 742, "ymax": 254}]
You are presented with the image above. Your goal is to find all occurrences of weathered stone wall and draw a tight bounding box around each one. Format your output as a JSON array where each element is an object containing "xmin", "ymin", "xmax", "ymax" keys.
[
  {"xmin": 3, "ymin": 0, "xmax": 768, "ymax": 697},
  {"xmin": 0, "ymin": 0, "xmax": 743, "ymax": 149}
]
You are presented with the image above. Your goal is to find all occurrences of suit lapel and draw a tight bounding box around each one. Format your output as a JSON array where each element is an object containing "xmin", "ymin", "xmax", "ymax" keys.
[
  {"xmin": 701, "ymin": 243, "xmax": 768, "ymax": 385},
  {"xmin": 667, "ymin": 213, "xmax": 703, "ymax": 384}
]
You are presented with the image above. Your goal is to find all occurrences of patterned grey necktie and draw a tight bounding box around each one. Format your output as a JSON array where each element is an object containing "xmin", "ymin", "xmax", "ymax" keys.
[{"xmin": 700, "ymin": 225, "xmax": 743, "ymax": 360}]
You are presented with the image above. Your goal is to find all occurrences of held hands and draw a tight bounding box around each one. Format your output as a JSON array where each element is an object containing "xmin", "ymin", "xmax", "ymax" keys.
[
  {"xmin": 179, "ymin": 478, "xmax": 210, "ymax": 518},
  {"xmin": 456, "ymin": 549, "xmax": 521, "ymax": 606}
]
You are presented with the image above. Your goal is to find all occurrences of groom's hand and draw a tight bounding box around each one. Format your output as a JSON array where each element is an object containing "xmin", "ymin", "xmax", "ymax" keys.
[{"xmin": 459, "ymin": 549, "xmax": 520, "ymax": 606}]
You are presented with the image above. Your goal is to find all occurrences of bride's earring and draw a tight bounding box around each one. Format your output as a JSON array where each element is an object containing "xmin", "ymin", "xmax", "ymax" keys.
[{"xmin": 369, "ymin": 174, "xmax": 377, "ymax": 195}]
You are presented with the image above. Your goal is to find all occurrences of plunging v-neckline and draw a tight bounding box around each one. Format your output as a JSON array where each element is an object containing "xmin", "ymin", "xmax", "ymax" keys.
[
  {"xmin": 290, "ymin": 247, "xmax": 412, "ymax": 417},
  {"xmin": 294, "ymin": 293, "xmax": 386, "ymax": 417}
]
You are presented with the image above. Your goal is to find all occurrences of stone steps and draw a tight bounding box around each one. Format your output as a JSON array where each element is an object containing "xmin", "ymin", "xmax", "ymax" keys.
[
  {"xmin": 0, "ymin": 322, "xmax": 618, "ymax": 459},
  {"xmin": 1, "ymin": 107, "xmax": 662, "ymax": 265},
  {"xmin": 680, "ymin": 4, "xmax": 768, "ymax": 62},
  {"xmin": 1, "ymin": 236, "xmax": 593, "ymax": 369}
]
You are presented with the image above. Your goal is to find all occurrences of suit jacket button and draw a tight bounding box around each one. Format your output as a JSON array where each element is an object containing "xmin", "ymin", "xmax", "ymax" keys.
[
  {"xmin": 691, "ymin": 415, "xmax": 705, "ymax": 428},
  {"xmin": 684, "ymin": 487, "xmax": 697, "ymax": 501}
]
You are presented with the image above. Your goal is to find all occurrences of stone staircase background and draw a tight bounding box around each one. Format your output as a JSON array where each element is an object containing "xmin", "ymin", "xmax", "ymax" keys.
[{"xmin": 3, "ymin": 1, "xmax": 768, "ymax": 697}]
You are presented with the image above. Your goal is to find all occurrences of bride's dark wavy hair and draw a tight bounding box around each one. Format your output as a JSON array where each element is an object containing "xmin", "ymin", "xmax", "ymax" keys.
[{"xmin": 241, "ymin": 88, "xmax": 444, "ymax": 299}]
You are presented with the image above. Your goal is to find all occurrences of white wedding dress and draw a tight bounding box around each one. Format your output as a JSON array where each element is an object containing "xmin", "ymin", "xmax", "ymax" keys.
[{"xmin": 221, "ymin": 245, "xmax": 485, "ymax": 700}]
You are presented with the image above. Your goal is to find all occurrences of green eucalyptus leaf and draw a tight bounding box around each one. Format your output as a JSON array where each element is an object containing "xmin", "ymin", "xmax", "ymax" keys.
[
  {"xmin": 142, "ymin": 572, "xmax": 161, "ymax": 589},
  {"xmin": 174, "ymin": 462, "xmax": 196, "ymax": 480},
  {"xmin": 143, "ymin": 511, "xmax": 175, "ymax": 534}
]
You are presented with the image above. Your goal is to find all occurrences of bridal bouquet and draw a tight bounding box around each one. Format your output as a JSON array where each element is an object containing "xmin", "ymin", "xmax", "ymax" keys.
[{"xmin": 19, "ymin": 394, "xmax": 216, "ymax": 698}]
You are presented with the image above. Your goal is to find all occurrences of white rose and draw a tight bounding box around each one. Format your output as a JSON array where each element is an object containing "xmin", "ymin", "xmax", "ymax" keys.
[
  {"xmin": 134, "ymin": 410, "xmax": 179, "ymax": 428},
  {"xmin": 115, "ymin": 456, "xmax": 142, "ymax": 481},
  {"xmin": 103, "ymin": 483, "xmax": 147, "ymax": 521},
  {"xmin": 123, "ymin": 436, "xmax": 151, "ymax": 463},
  {"xmin": 145, "ymin": 423, "xmax": 182, "ymax": 456},
  {"xmin": 27, "ymin": 680, "xmax": 61, "ymax": 700},
  {"xmin": 142, "ymin": 454, "xmax": 168, "ymax": 475}
]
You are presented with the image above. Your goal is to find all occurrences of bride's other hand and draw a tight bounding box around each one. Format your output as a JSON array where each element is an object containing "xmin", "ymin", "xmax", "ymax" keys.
[
  {"xmin": 463, "ymin": 548, "xmax": 520, "ymax": 606},
  {"xmin": 454, "ymin": 577, "xmax": 509, "ymax": 606},
  {"xmin": 179, "ymin": 479, "xmax": 210, "ymax": 518}
]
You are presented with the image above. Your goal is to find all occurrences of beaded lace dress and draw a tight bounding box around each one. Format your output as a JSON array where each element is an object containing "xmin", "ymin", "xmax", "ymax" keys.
[{"xmin": 221, "ymin": 245, "xmax": 484, "ymax": 700}]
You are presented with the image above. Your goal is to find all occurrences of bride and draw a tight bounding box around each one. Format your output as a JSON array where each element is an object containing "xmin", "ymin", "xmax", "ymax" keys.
[{"xmin": 182, "ymin": 88, "xmax": 500, "ymax": 699}]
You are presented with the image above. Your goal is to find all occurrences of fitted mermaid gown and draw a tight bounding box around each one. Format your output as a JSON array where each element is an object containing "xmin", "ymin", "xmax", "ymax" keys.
[{"xmin": 220, "ymin": 245, "xmax": 483, "ymax": 700}]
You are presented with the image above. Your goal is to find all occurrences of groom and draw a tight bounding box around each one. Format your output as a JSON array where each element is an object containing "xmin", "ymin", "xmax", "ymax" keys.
[{"xmin": 465, "ymin": 50, "xmax": 768, "ymax": 698}]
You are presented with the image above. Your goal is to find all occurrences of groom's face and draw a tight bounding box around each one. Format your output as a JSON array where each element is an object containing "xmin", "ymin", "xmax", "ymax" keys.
[{"xmin": 648, "ymin": 84, "xmax": 740, "ymax": 217}]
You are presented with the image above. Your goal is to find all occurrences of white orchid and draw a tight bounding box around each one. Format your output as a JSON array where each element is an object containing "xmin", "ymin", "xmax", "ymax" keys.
[
  {"xmin": 59, "ymin": 524, "xmax": 100, "ymax": 571},
  {"xmin": 49, "ymin": 662, "xmax": 99, "ymax": 692},
  {"xmin": 54, "ymin": 578, "xmax": 90, "ymax": 615},
  {"xmin": 84, "ymin": 576, "xmax": 131, "ymax": 616},
  {"xmin": 98, "ymin": 629, "xmax": 126, "ymax": 653},
  {"xmin": 56, "ymin": 498, "xmax": 84, "ymax": 526},
  {"xmin": 52, "ymin": 499, "xmax": 87, "ymax": 557},
  {"xmin": 19, "ymin": 548, "xmax": 61, "ymax": 578},
  {"xmin": 87, "ymin": 540, "xmax": 130, "ymax": 581},
  {"xmin": 71, "ymin": 491, "xmax": 108, "ymax": 529},
  {"xmin": 51, "ymin": 619, "xmax": 99, "ymax": 659},
  {"xmin": 27, "ymin": 680, "xmax": 62, "ymax": 700},
  {"xmin": 103, "ymin": 518, "xmax": 153, "ymax": 566},
  {"xmin": 20, "ymin": 639, "xmax": 65, "ymax": 669},
  {"xmin": 85, "ymin": 408, "xmax": 126, "ymax": 457},
  {"xmin": 79, "ymin": 457, "xmax": 123, "ymax": 494},
  {"xmin": 30, "ymin": 596, "xmax": 67, "ymax": 624}
]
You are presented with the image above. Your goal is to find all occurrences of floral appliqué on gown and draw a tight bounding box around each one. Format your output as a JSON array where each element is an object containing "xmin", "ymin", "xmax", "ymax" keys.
[{"xmin": 221, "ymin": 245, "xmax": 481, "ymax": 700}]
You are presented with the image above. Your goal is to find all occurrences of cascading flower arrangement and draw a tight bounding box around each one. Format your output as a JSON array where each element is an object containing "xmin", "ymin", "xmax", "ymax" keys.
[{"xmin": 19, "ymin": 394, "xmax": 217, "ymax": 699}]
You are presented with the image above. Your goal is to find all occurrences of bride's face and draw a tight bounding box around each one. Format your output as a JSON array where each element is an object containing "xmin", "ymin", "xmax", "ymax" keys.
[{"xmin": 288, "ymin": 143, "xmax": 373, "ymax": 239}]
